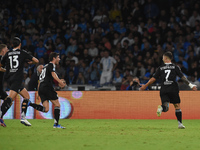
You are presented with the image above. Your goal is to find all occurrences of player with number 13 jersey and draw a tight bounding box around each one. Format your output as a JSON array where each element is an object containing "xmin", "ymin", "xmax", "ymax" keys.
[{"xmin": 1, "ymin": 46, "xmax": 33, "ymax": 92}]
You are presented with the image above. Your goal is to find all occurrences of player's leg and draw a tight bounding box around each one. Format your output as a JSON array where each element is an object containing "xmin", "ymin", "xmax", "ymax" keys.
[
  {"xmin": 1, "ymin": 90, "xmax": 16, "ymax": 118},
  {"xmin": 0, "ymin": 90, "xmax": 16, "ymax": 127},
  {"xmin": 20, "ymin": 88, "xmax": 46, "ymax": 114},
  {"xmin": 42, "ymin": 100, "xmax": 49, "ymax": 113},
  {"xmin": 173, "ymin": 103, "xmax": 185, "ymax": 129},
  {"xmin": 19, "ymin": 88, "xmax": 32, "ymax": 126},
  {"xmin": 169, "ymin": 92, "xmax": 185, "ymax": 129},
  {"xmin": 51, "ymin": 99, "xmax": 65, "ymax": 129},
  {"xmin": 0, "ymin": 90, "xmax": 8, "ymax": 117},
  {"xmin": 19, "ymin": 88, "xmax": 30, "ymax": 117},
  {"xmin": 0, "ymin": 92, "xmax": 9, "ymax": 127},
  {"xmin": 157, "ymin": 94, "xmax": 170, "ymax": 117}
]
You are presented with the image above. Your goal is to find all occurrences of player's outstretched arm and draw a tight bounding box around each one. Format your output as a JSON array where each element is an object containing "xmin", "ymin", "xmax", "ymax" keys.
[
  {"xmin": 51, "ymin": 72, "xmax": 66, "ymax": 88},
  {"xmin": 181, "ymin": 76, "xmax": 197, "ymax": 91},
  {"xmin": 139, "ymin": 77, "xmax": 156, "ymax": 91},
  {"xmin": 28, "ymin": 57, "xmax": 39, "ymax": 64}
]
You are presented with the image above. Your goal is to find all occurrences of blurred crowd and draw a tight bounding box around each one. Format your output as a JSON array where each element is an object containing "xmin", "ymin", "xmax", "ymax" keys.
[{"xmin": 0, "ymin": 0, "xmax": 200, "ymax": 90}]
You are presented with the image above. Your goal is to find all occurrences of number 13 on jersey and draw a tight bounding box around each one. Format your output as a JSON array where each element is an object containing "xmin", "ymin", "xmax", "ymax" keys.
[{"xmin": 9, "ymin": 55, "xmax": 19, "ymax": 69}]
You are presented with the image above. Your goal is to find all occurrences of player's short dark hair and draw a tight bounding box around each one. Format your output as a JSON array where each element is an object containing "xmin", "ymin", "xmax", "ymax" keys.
[
  {"xmin": 0, "ymin": 44, "xmax": 7, "ymax": 52},
  {"xmin": 49, "ymin": 52, "xmax": 59, "ymax": 61},
  {"xmin": 11, "ymin": 37, "xmax": 21, "ymax": 48},
  {"xmin": 163, "ymin": 51, "xmax": 173, "ymax": 60}
]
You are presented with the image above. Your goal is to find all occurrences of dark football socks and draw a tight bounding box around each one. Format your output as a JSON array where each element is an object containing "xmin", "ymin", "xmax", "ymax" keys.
[
  {"xmin": 54, "ymin": 107, "xmax": 60, "ymax": 125},
  {"xmin": 0, "ymin": 97, "xmax": 12, "ymax": 118},
  {"xmin": 29, "ymin": 103, "xmax": 45, "ymax": 112},
  {"xmin": 175, "ymin": 109, "xmax": 182, "ymax": 123},
  {"xmin": 21, "ymin": 99, "xmax": 29, "ymax": 118}
]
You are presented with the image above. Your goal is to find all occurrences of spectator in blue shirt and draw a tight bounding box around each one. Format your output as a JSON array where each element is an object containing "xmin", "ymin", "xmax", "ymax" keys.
[
  {"xmin": 34, "ymin": 39, "xmax": 47, "ymax": 59},
  {"xmin": 113, "ymin": 16, "xmax": 121, "ymax": 31},
  {"xmin": 144, "ymin": 0, "xmax": 159, "ymax": 19},
  {"xmin": 55, "ymin": 44, "xmax": 65, "ymax": 58},
  {"xmin": 65, "ymin": 38, "xmax": 78, "ymax": 55},
  {"xmin": 78, "ymin": 17, "xmax": 87, "ymax": 32},
  {"xmin": 116, "ymin": 22, "xmax": 126, "ymax": 34}
]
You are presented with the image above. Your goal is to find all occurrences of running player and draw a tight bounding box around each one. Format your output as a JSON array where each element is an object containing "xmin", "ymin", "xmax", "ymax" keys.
[
  {"xmin": 140, "ymin": 51, "xmax": 197, "ymax": 129},
  {"xmin": 0, "ymin": 44, "xmax": 9, "ymax": 127},
  {"xmin": 0, "ymin": 44, "xmax": 8, "ymax": 100},
  {"xmin": 38, "ymin": 52, "xmax": 66, "ymax": 129},
  {"xmin": 0, "ymin": 37, "xmax": 42, "ymax": 127}
]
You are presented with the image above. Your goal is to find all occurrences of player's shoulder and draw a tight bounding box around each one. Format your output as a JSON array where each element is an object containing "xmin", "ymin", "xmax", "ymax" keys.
[
  {"xmin": 170, "ymin": 63, "xmax": 179, "ymax": 68},
  {"xmin": 21, "ymin": 49, "xmax": 29, "ymax": 54},
  {"xmin": 47, "ymin": 62, "xmax": 55, "ymax": 69}
]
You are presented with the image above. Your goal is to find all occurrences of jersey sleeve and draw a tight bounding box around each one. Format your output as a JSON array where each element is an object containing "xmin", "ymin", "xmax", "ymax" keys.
[
  {"xmin": 22, "ymin": 50, "xmax": 33, "ymax": 61},
  {"xmin": 153, "ymin": 67, "xmax": 160, "ymax": 79},
  {"xmin": 175, "ymin": 65, "xmax": 184, "ymax": 78},
  {"xmin": 0, "ymin": 52, "xmax": 8, "ymax": 67},
  {"xmin": 49, "ymin": 63, "xmax": 55, "ymax": 73}
]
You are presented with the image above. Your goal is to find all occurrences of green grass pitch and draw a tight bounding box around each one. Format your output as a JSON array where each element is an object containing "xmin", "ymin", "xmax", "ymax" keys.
[{"xmin": 1, "ymin": 119, "xmax": 200, "ymax": 150}]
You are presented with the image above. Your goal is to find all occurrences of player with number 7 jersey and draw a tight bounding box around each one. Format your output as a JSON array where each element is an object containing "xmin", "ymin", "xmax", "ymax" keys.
[{"xmin": 140, "ymin": 51, "xmax": 197, "ymax": 129}]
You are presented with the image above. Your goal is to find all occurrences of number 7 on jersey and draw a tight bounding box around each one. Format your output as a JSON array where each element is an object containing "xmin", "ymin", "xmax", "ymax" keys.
[{"xmin": 165, "ymin": 70, "xmax": 171, "ymax": 81}]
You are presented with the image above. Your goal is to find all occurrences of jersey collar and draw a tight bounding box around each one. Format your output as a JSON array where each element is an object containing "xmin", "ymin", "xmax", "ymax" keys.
[
  {"xmin": 165, "ymin": 62, "xmax": 172, "ymax": 65},
  {"xmin": 13, "ymin": 48, "xmax": 19, "ymax": 51},
  {"xmin": 50, "ymin": 62, "xmax": 56, "ymax": 68}
]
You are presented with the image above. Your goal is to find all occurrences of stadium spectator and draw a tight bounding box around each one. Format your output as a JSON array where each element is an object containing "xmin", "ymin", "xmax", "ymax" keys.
[
  {"xmin": 66, "ymin": 60, "xmax": 79, "ymax": 78},
  {"xmin": 188, "ymin": 10, "xmax": 200, "ymax": 27},
  {"xmin": 76, "ymin": 72, "xmax": 85, "ymax": 84},
  {"xmin": 1, "ymin": 0, "xmax": 200, "ymax": 90},
  {"xmin": 88, "ymin": 62, "xmax": 100, "ymax": 84},
  {"xmin": 82, "ymin": 49, "xmax": 92, "ymax": 65},
  {"xmin": 88, "ymin": 41, "xmax": 98, "ymax": 58},
  {"xmin": 34, "ymin": 39, "xmax": 47, "ymax": 59},
  {"xmin": 93, "ymin": 9, "xmax": 107, "ymax": 24},
  {"xmin": 133, "ymin": 61, "xmax": 146, "ymax": 80},
  {"xmin": 120, "ymin": 75, "xmax": 133, "ymax": 90},
  {"xmin": 113, "ymin": 71, "xmax": 122, "ymax": 84},
  {"xmin": 109, "ymin": 3, "xmax": 122, "ymax": 21},
  {"xmin": 66, "ymin": 70, "xmax": 76, "ymax": 85},
  {"xmin": 126, "ymin": 77, "xmax": 141, "ymax": 90},
  {"xmin": 65, "ymin": 38, "xmax": 78, "ymax": 55},
  {"xmin": 79, "ymin": 61, "xmax": 90, "ymax": 83},
  {"xmin": 66, "ymin": 52, "xmax": 78, "ymax": 65},
  {"xmin": 55, "ymin": 63, "xmax": 65, "ymax": 79},
  {"xmin": 121, "ymin": 32, "xmax": 134, "ymax": 47},
  {"xmin": 144, "ymin": 0, "xmax": 159, "ymax": 19},
  {"xmin": 100, "ymin": 50, "xmax": 117, "ymax": 85}
]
